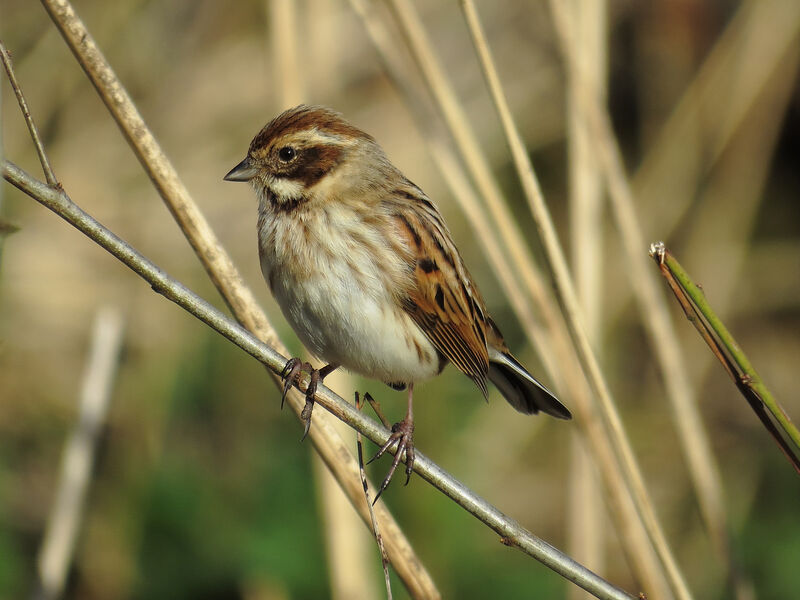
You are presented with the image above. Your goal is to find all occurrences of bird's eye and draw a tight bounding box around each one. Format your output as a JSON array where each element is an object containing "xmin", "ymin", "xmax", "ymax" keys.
[{"xmin": 278, "ymin": 146, "xmax": 296, "ymax": 162}]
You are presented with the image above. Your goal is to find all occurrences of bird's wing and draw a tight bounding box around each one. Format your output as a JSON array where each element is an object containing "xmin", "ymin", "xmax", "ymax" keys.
[{"xmin": 388, "ymin": 184, "xmax": 490, "ymax": 394}]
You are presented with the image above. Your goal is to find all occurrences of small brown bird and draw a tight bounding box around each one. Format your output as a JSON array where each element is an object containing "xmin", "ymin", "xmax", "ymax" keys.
[{"xmin": 225, "ymin": 105, "xmax": 570, "ymax": 495}]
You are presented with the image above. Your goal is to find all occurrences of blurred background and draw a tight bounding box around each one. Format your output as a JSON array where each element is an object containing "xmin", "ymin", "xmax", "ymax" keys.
[{"xmin": 1, "ymin": 0, "xmax": 799, "ymax": 598}]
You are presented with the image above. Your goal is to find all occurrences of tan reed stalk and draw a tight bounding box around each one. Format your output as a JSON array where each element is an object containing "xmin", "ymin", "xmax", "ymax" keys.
[
  {"xmin": 344, "ymin": 0, "xmax": 555, "ymax": 377},
  {"xmin": 548, "ymin": 0, "xmax": 737, "ymax": 575},
  {"xmin": 348, "ymin": 0, "xmax": 669, "ymax": 593},
  {"xmin": 36, "ymin": 1, "xmax": 437, "ymax": 595},
  {"xmin": 269, "ymin": 0, "xmax": 304, "ymax": 107},
  {"xmin": 460, "ymin": 1, "xmax": 691, "ymax": 598},
  {"xmin": 384, "ymin": 0, "xmax": 566, "ymax": 337},
  {"xmin": 565, "ymin": 1, "xmax": 608, "ymax": 596},
  {"xmin": 36, "ymin": 308, "xmax": 124, "ymax": 600}
]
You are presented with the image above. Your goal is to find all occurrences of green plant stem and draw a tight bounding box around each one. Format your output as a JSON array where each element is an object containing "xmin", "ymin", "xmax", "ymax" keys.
[{"xmin": 652, "ymin": 242, "xmax": 800, "ymax": 463}]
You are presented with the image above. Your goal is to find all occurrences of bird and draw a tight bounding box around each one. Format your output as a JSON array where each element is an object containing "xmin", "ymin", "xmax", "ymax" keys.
[{"xmin": 224, "ymin": 105, "xmax": 571, "ymax": 496}]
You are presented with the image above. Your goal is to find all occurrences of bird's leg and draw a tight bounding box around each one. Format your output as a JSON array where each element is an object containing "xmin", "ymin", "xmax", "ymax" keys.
[
  {"xmin": 279, "ymin": 359, "xmax": 338, "ymax": 439},
  {"xmin": 369, "ymin": 384, "xmax": 415, "ymax": 502}
]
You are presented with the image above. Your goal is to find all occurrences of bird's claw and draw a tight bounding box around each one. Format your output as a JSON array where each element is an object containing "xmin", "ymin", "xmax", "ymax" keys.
[
  {"xmin": 280, "ymin": 357, "xmax": 310, "ymax": 409},
  {"xmin": 279, "ymin": 357, "xmax": 320, "ymax": 439},
  {"xmin": 369, "ymin": 417, "xmax": 415, "ymax": 503}
]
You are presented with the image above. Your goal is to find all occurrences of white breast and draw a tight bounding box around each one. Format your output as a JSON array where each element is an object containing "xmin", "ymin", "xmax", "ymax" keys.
[{"xmin": 258, "ymin": 199, "xmax": 441, "ymax": 385}]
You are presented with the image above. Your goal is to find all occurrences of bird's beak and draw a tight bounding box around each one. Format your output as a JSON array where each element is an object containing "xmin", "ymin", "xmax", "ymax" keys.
[{"xmin": 223, "ymin": 157, "xmax": 259, "ymax": 182}]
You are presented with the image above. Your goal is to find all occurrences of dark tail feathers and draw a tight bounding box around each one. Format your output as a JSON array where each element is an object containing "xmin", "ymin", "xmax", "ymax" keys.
[{"xmin": 487, "ymin": 348, "xmax": 571, "ymax": 419}]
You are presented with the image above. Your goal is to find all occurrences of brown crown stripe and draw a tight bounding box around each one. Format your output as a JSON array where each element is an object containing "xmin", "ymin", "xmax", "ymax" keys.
[{"xmin": 250, "ymin": 105, "xmax": 374, "ymax": 153}]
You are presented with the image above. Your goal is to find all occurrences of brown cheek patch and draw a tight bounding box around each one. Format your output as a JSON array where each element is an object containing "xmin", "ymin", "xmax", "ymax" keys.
[{"xmin": 286, "ymin": 145, "xmax": 344, "ymax": 187}]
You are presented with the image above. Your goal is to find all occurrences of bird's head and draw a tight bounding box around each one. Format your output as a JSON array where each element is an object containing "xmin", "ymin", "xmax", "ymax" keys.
[{"xmin": 224, "ymin": 105, "xmax": 380, "ymax": 208}]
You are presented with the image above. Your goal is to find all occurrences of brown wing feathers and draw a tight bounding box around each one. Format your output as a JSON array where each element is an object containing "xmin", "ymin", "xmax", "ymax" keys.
[{"xmin": 392, "ymin": 189, "xmax": 490, "ymax": 395}]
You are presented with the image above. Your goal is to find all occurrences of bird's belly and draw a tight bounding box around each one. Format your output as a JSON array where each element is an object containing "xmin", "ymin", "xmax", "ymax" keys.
[{"xmin": 270, "ymin": 260, "xmax": 441, "ymax": 385}]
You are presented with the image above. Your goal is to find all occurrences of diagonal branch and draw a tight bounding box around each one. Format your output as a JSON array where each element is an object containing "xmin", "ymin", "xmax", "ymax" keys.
[{"xmin": 3, "ymin": 159, "xmax": 635, "ymax": 600}]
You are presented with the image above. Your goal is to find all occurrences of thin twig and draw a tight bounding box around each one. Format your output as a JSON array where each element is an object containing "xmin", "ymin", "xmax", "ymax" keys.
[
  {"xmin": 35, "ymin": 1, "xmax": 436, "ymax": 595},
  {"xmin": 3, "ymin": 159, "xmax": 635, "ymax": 600},
  {"xmin": 0, "ymin": 39, "xmax": 58, "ymax": 185},
  {"xmin": 35, "ymin": 307, "xmax": 125, "ymax": 600},
  {"xmin": 357, "ymin": 393, "xmax": 393, "ymax": 600},
  {"xmin": 365, "ymin": 392, "xmax": 392, "ymax": 430},
  {"xmin": 460, "ymin": 2, "xmax": 690, "ymax": 599}
]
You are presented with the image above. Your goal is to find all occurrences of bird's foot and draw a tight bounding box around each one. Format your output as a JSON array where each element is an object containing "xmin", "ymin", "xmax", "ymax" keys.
[
  {"xmin": 280, "ymin": 359, "xmax": 337, "ymax": 440},
  {"xmin": 369, "ymin": 416, "xmax": 415, "ymax": 503}
]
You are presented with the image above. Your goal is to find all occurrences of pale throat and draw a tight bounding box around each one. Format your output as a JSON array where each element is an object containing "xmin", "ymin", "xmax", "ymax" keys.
[{"xmin": 260, "ymin": 176, "xmax": 306, "ymax": 206}]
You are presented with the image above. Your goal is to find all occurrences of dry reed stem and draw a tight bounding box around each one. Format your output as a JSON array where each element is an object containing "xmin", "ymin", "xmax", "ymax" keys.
[
  {"xmin": 344, "ymin": 0, "xmax": 556, "ymax": 375},
  {"xmin": 565, "ymin": 1, "xmax": 607, "ymax": 596},
  {"xmin": 385, "ymin": 0, "xmax": 566, "ymax": 342},
  {"xmin": 461, "ymin": 1, "xmax": 690, "ymax": 598},
  {"xmin": 269, "ymin": 0, "xmax": 305, "ymax": 107},
  {"xmin": 548, "ymin": 0, "xmax": 734, "ymax": 576},
  {"xmin": 35, "ymin": 307, "xmax": 124, "ymax": 600},
  {"xmin": 36, "ymin": 1, "xmax": 436, "ymax": 595},
  {"xmin": 351, "ymin": 0, "xmax": 667, "ymax": 592}
]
